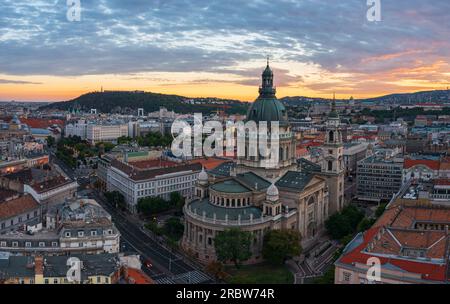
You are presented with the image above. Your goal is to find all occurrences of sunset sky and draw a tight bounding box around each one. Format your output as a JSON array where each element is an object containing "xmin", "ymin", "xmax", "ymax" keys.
[{"xmin": 0, "ymin": 0, "xmax": 449, "ymax": 102}]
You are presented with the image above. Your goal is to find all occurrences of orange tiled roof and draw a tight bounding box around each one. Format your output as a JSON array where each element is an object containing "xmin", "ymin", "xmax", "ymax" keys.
[
  {"xmin": 188, "ymin": 158, "xmax": 230, "ymax": 170},
  {"xmin": 404, "ymin": 159, "xmax": 440, "ymax": 170},
  {"xmin": 338, "ymin": 227, "xmax": 448, "ymax": 282},
  {"xmin": 129, "ymin": 159, "xmax": 178, "ymax": 169},
  {"xmin": 126, "ymin": 268, "xmax": 154, "ymax": 284},
  {"xmin": 338, "ymin": 205, "xmax": 450, "ymax": 282},
  {"xmin": 21, "ymin": 118, "xmax": 64, "ymax": 129},
  {"xmin": 0, "ymin": 195, "xmax": 40, "ymax": 219}
]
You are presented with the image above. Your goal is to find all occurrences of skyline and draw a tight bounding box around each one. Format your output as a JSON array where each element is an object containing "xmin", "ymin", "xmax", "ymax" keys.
[{"xmin": 1, "ymin": 0, "xmax": 450, "ymax": 102}]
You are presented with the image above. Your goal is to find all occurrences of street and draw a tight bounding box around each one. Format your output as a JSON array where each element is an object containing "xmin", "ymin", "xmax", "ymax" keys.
[
  {"xmin": 92, "ymin": 192, "xmax": 213, "ymax": 284},
  {"xmin": 49, "ymin": 149, "xmax": 212, "ymax": 284}
]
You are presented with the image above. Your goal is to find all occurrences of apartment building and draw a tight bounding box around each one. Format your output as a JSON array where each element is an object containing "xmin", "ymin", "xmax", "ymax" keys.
[
  {"xmin": 356, "ymin": 152, "xmax": 404, "ymax": 202},
  {"xmin": 87, "ymin": 124, "xmax": 128, "ymax": 144},
  {"xmin": 335, "ymin": 198, "xmax": 450, "ymax": 284},
  {"xmin": 0, "ymin": 194, "xmax": 42, "ymax": 235},
  {"xmin": 0, "ymin": 199, "xmax": 120, "ymax": 254},
  {"xmin": 64, "ymin": 120, "xmax": 88, "ymax": 139},
  {"xmin": 107, "ymin": 159, "xmax": 202, "ymax": 213}
]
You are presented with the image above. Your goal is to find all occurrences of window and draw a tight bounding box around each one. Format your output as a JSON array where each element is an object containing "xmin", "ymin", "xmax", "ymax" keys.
[
  {"xmin": 91, "ymin": 230, "xmax": 97, "ymax": 236},
  {"xmin": 52, "ymin": 242, "xmax": 58, "ymax": 247},
  {"xmin": 78, "ymin": 231, "xmax": 84, "ymax": 237},
  {"xmin": 65, "ymin": 232, "xmax": 71, "ymax": 237},
  {"xmin": 0, "ymin": 241, "xmax": 6, "ymax": 247},
  {"xmin": 328, "ymin": 161, "xmax": 333, "ymax": 171},
  {"xmin": 97, "ymin": 277, "xmax": 101, "ymax": 283},
  {"xmin": 12, "ymin": 242, "xmax": 18, "ymax": 247},
  {"xmin": 25, "ymin": 242, "xmax": 31, "ymax": 247},
  {"xmin": 54, "ymin": 278, "xmax": 58, "ymax": 284},
  {"xmin": 329, "ymin": 131, "xmax": 334, "ymax": 142},
  {"xmin": 44, "ymin": 279, "xmax": 49, "ymax": 284},
  {"xmin": 39, "ymin": 242, "xmax": 45, "ymax": 247},
  {"xmin": 343, "ymin": 271, "xmax": 352, "ymax": 282}
]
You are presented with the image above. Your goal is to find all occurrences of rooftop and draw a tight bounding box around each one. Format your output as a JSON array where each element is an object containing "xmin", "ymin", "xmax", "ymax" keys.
[
  {"xmin": 337, "ymin": 203, "xmax": 450, "ymax": 283},
  {"xmin": 276, "ymin": 171, "xmax": 315, "ymax": 192},
  {"xmin": 297, "ymin": 158, "xmax": 321, "ymax": 173},
  {"xmin": 111, "ymin": 159, "xmax": 202, "ymax": 181},
  {"xmin": 188, "ymin": 157, "xmax": 231, "ymax": 170},
  {"xmin": 211, "ymin": 179, "xmax": 251, "ymax": 193},
  {"xmin": 208, "ymin": 161, "xmax": 235, "ymax": 177},
  {"xmin": 189, "ymin": 199, "xmax": 262, "ymax": 221},
  {"xmin": 128, "ymin": 159, "xmax": 178, "ymax": 170},
  {"xmin": 30, "ymin": 175, "xmax": 76, "ymax": 194},
  {"xmin": 0, "ymin": 195, "xmax": 40, "ymax": 220}
]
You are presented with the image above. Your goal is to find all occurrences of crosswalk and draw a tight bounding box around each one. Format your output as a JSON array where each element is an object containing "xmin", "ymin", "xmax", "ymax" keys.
[{"xmin": 155, "ymin": 271, "xmax": 212, "ymax": 284}]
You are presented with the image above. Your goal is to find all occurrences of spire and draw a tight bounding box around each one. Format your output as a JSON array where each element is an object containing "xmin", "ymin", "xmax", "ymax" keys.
[
  {"xmin": 260, "ymin": 57, "xmax": 275, "ymax": 97},
  {"xmin": 328, "ymin": 92, "xmax": 339, "ymax": 120},
  {"xmin": 332, "ymin": 92, "xmax": 336, "ymax": 112}
]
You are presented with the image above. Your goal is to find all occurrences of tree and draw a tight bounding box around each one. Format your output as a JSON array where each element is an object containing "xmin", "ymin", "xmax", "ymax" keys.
[
  {"xmin": 214, "ymin": 228, "xmax": 252, "ymax": 268},
  {"xmin": 262, "ymin": 230, "xmax": 302, "ymax": 265},
  {"xmin": 375, "ymin": 203, "xmax": 387, "ymax": 218},
  {"xmin": 46, "ymin": 136, "xmax": 55, "ymax": 147},
  {"xmin": 137, "ymin": 196, "xmax": 171, "ymax": 216},
  {"xmin": 105, "ymin": 191, "xmax": 126, "ymax": 211},
  {"xmin": 170, "ymin": 191, "xmax": 185, "ymax": 211},
  {"xmin": 117, "ymin": 136, "xmax": 132, "ymax": 145},
  {"xmin": 357, "ymin": 217, "xmax": 376, "ymax": 232},
  {"xmin": 163, "ymin": 217, "xmax": 184, "ymax": 241},
  {"xmin": 325, "ymin": 205, "xmax": 364, "ymax": 240}
]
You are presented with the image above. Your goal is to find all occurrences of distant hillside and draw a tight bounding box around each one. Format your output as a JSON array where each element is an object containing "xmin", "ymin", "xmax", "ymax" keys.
[
  {"xmin": 359, "ymin": 90, "xmax": 450, "ymax": 104},
  {"xmin": 280, "ymin": 89, "xmax": 450, "ymax": 106},
  {"xmin": 40, "ymin": 91, "xmax": 249, "ymax": 115}
]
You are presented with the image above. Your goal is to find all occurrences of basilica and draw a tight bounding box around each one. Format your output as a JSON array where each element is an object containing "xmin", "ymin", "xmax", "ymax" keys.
[{"xmin": 181, "ymin": 62, "xmax": 345, "ymax": 264}]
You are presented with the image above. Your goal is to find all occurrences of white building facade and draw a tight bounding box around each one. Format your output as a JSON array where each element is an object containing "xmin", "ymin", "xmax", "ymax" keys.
[
  {"xmin": 106, "ymin": 160, "xmax": 202, "ymax": 213},
  {"xmin": 86, "ymin": 124, "xmax": 128, "ymax": 144}
]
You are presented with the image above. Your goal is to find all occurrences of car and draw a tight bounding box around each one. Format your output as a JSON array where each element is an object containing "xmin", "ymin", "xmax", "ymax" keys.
[{"xmin": 143, "ymin": 259, "xmax": 153, "ymax": 268}]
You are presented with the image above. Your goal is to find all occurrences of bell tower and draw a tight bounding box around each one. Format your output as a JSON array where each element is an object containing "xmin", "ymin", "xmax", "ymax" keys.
[{"xmin": 320, "ymin": 94, "xmax": 345, "ymax": 214}]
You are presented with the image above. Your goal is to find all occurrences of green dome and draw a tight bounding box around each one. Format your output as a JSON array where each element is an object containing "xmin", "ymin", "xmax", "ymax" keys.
[
  {"xmin": 246, "ymin": 97, "xmax": 289, "ymax": 124},
  {"xmin": 246, "ymin": 61, "xmax": 289, "ymax": 125}
]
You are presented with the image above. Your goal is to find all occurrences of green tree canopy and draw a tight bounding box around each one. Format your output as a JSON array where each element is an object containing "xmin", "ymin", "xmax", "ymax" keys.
[
  {"xmin": 325, "ymin": 205, "xmax": 364, "ymax": 240},
  {"xmin": 105, "ymin": 191, "xmax": 126, "ymax": 210},
  {"xmin": 46, "ymin": 136, "xmax": 55, "ymax": 147},
  {"xmin": 262, "ymin": 230, "xmax": 302, "ymax": 265},
  {"xmin": 163, "ymin": 217, "xmax": 184, "ymax": 241},
  {"xmin": 214, "ymin": 228, "xmax": 252, "ymax": 268}
]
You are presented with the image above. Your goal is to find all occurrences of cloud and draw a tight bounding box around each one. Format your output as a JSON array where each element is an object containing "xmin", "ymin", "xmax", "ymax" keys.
[
  {"xmin": 0, "ymin": 0, "xmax": 449, "ymax": 95},
  {"xmin": 0, "ymin": 78, "xmax": 42, "ymax": 85}
]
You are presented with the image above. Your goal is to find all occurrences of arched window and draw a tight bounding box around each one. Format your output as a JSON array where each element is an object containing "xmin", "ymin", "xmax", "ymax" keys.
[
  {"xmin": 328, "ymin": 160, "xmax": 333, "ymax": 171},
  {"xmin": 329, "ymin": 131, "xmax": 334, "ymax": 142}
]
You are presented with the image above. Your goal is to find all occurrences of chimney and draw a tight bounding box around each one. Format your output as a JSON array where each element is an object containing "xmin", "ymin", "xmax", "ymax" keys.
[{"xmin": 35, "ymin": 256, "xmax": 44, "ymax": 276}]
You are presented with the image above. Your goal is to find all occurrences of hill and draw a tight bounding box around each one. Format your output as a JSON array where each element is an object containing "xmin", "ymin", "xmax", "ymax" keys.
[
  {"xmin": 280, "ymin": 89, "xmax": 450, "ymax": 106},
  {"xmin": 39, "ymin": 91, "xmax": 249, "ymax": 115}
]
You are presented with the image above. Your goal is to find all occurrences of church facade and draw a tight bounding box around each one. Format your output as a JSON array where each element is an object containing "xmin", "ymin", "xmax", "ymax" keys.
[{"xmin": 181, "ymin": 62, "xmax": 344, "ymax": 264}]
